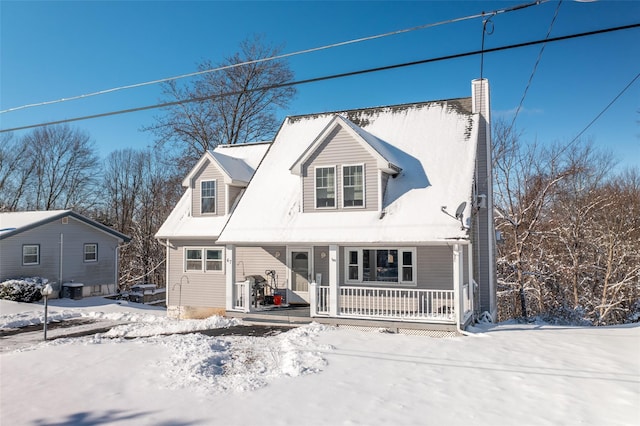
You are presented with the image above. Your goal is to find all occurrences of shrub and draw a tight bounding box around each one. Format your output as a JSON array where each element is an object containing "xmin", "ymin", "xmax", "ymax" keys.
[{"xmin": 0, "ymin": 277, "xmax": 49, "ymax": 303}]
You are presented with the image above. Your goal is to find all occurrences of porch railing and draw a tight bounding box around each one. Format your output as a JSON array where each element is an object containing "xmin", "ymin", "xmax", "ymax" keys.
[
  {"xmin": 311, "ymin": 284, "xmax": 455, "ymax": 322},
  {"xmin": 234, "ymin": 280, "xmax": 251, "ymax": 312}
]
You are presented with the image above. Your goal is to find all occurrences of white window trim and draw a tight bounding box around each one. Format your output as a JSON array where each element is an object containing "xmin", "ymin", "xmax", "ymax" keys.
[
  {"xmin": 342, "ymin": 163, "xmax": 365, "ymax": 209},
  {"xmin": 200, "ymin": 180, "xmax": 217, "ymax": 215},
  {"xmin": 22, "ymin": 244, "xmax": 40, "ymax": 266},
  {"xmin": 344, "ymin": 247, "xmax": 417, "ymax": 285},
  {"xmin": 184, "ymin": 247, "xmax": 225, "ymax": 273},
  {"xmin": 84, "ymin": 243, "xmax": 98, "ymax": 263},
  {"xmin": 314, "ymin": 165, "xmax": 337, "ymax": 210}
]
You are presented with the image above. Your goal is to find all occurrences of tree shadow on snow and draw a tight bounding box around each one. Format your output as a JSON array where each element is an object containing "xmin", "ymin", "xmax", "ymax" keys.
[{"xmin": 31, "ymin": 409, "xmax": 199, "ymax": 426}]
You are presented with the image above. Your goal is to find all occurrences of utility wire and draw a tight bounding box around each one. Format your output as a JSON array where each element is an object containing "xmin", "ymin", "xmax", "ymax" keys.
[
  {"xmin": 509, "ymin": 0, "xmax": 563, "ymax": 132},
  {"xmin": 567, "ymin": 71, "xmax": 640, "ymax": 148},
  {"xmin": 1, "ymin": 22, "xmax": 638, "ymax": 134},
  {"xmin": 0, "ymin": 0, "xmax": 548, "ymax": 115}
]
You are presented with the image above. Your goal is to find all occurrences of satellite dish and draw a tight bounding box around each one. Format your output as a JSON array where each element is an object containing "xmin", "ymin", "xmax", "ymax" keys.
[{"xmin": 455, "ymin": 202, "xmax": 467, "ymax": 219}]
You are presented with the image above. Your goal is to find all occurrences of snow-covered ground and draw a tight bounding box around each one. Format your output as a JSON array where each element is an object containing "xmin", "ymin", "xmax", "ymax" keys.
[{"xmin": 1, "ymin": 298, "xmax": 638, "ymax": 426}]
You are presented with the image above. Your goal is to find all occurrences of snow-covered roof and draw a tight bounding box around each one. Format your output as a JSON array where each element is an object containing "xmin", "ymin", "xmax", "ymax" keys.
[
  {"xmin": 0, "ymin": 210, "xmax": 130, "ymax": 242},
  {"xmin": 290, "ymin": 115, "xmax": 401, "ymax": 175},
  {"xmin": 218, "ymin": 98, "xmax": 479, "ymax": 244},
  {"xmin": 155, "ymin": 189, "xmax": 233, "ymax": 239},
  {"xmin": 182, "ymin": 142, "xmax": 270, "ymax": 187},
  {"xmin": 157, "ymin": 142, "xmax": 270, "ymax": 240}
]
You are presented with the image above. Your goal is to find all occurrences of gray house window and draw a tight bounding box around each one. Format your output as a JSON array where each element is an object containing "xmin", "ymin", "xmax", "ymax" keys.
[
  {"xmin": 84, "ymin": 243, "xmax": 98, "ymax": 262},
  {"xmin": 345, "ymin": 248, "xmax": 416, "ymax": 284},
  {"xmin": 315, "ymin": 166, "xmax": 336, "ymax": 208},
  {"xmin": 343, "ymin": 164, "xmax": 364, "ymax": 207},
  {"xmin": 201, "ymin": 180, "xmax": 216, "ymax": 214},
  {"xmin": 22, "ymin": 245, "xmax": 40, "ymax": 265},
  {"xmin": 185, "ymin": 247, "xmax": 224, "ymax": 273}
]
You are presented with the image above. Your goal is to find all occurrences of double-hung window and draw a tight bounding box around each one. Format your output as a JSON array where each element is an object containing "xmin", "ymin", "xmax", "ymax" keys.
[
  {"xmin": 201, "ymin": 180, "xmax": 216, "ymax": 214},
  {"xmin": 84, "ymin": 243, "xmax": 98, "ymax": 262},
  {"xmin": 185, "ymin": 247, "xmax": 224, "ymax": 272},
  {"xmin": 22, "ymin": 245, "xmax": 40, "ymax": 265},
  {"xmin": 205, "ymin": 249, "xmax": 223, "ymax": 271},
  {"xmin": 345, "ymin": 248, "xmax": 416, "ymax": 284},
  {"xmin": 343, "ymin": 165, "xmax": 364, "ymax": 207},
  {"xmin": 315, "ymin": 166, "xmax": 336, "ymax": 208}
]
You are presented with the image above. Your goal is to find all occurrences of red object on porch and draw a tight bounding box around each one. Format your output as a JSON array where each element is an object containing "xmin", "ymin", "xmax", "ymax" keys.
[{"xmin": 274, "ymin": 294, "xmax": 282, "ymax": 305}]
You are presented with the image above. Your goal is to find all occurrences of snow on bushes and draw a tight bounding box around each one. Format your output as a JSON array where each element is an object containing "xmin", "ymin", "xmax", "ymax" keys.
[{"xmin": 0, "ymin": 277, "xmax": 49, "ymax": 303}]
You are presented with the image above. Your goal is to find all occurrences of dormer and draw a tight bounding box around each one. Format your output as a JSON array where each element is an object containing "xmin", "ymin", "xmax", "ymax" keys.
[
  {"xmin": 290, "ymin": 115, "xmax": 402, "ymax": 213},
  {"xmin": 183, "ymin": 147, "xmax": 264, "ymax": 217}
]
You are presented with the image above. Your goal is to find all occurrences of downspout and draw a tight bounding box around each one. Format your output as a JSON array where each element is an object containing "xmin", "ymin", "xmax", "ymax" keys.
[
  {"xmin": 115, "ymin": 244, "xmax": 120, "ymax": 294},
  {"xmin": 165, "ymin": 239, "xmax": 170, "ymax": 309},
  {"xmin": 155, "ymin": 238, "xmax": 173, "ymax": 310},
  {"xmin": 59, "ymin": 233, "xmax": 63, "ymax": 292}
]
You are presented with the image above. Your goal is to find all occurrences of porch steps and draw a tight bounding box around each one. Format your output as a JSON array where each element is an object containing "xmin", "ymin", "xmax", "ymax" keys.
[{"xmin": 225, "ymin": 311, "xmax": 314, "ymax": 327}]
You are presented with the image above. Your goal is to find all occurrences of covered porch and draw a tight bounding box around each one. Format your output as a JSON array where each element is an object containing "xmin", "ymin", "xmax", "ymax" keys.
[{"xmin": 226, "ymin": 243, "xmax": 475, "ymax": 330}]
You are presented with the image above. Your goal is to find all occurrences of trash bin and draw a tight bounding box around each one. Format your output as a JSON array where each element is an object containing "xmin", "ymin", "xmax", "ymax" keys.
[{"xmin": 62, "ymin": 283, "xmax": 84, "ymax": 300}]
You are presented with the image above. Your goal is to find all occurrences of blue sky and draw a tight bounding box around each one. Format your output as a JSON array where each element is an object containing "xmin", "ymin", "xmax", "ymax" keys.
[{"xmin": 1, "ymin": 1, "xmax": 639, "ymax": 170}]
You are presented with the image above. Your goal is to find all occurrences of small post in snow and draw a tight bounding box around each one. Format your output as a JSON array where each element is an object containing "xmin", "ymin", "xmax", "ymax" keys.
[{"xmin": 41, "ymin": 284, "xmax": 53, "ymax": 340}]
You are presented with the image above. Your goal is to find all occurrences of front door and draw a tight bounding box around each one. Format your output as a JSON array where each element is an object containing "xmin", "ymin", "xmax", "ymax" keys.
[{"xmin": 289, "ymin": 249, "xmax": 311, "ymax": 303}]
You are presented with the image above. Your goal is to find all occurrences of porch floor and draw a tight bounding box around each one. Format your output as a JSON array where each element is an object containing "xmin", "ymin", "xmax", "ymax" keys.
[{"xmin": 225, "ymin": 305, "xmax": 460, "ymax": 334}]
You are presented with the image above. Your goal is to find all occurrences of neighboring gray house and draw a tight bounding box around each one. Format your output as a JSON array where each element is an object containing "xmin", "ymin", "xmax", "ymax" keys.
[
  {"xmin": 157, "ymin": 79, "xmax": 496, "ymax": 331},
  {"xmin": 0, "ymin": 210, "xmax": 131, "ymax": 298}
]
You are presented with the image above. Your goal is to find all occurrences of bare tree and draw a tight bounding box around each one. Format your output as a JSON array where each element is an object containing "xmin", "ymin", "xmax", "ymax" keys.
[
  {"xmin": 492, "ymin": 120, "xmax": 575, "ymax": 319},
  {"xmin": 20, "ymin": 124, "xmax": 100, "ymax": 211},
  {"xmin": 145, "ymin": 35, "xmax": 296, "ymax": 171},
  {"xmin": 102, "ymin": 148, "xmax": 182, "ymax": 289},
  {"xmin": 0, "ymin": 133, "xmax": 32, "ymax": 211}
]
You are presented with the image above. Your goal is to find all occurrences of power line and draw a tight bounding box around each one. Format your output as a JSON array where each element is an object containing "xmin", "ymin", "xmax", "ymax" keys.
[
  {"xmin": 509, "ymin": 0, "xmax": 563, "ymax": 131},
  {"xmin": 0, "ymin": 0, "xmax": 548, "ymax": 115},
  {"xmin": 567, "ymin": 71, "xmax": 640, "ymax": 148},
  {"xmin": 1, "ymin": 22, "xmax": 638, "ymax": 134}
]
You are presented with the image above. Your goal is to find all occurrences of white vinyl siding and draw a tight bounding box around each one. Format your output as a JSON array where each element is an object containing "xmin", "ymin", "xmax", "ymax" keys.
[
  {"xmin": 22, "ymin": 244, "xmax": 40, "ymax": 265},
  {"xmin": 201, "ymin": 180, "xmax": 216, "ymax": 214},
  {"xmin": 315, "ymin": 166, "xmax": 336, "ymax": 208},
  {"xmin": 342, "ymin": 164, "xmax": 364, "ymax": 208},
  {"xmin": 83, "ymin": 243, "xmax": 97, "ymax": 262}
]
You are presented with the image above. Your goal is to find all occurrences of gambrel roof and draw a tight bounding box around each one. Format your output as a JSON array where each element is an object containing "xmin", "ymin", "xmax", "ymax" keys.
[
  {"xmin": 0, "ymin": 210, "xmax": 130, "ymax": 242},
  {"xmin": 218, "ymin": 97, "xmax": 479, "ymax": 244}
]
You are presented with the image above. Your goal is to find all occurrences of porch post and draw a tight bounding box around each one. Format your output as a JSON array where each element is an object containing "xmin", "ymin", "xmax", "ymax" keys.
[
  {"xmin": 468, "ymin": 243, "xmax": 474, "ymax": 314},
  {"xmin": 453, "ymin": 244, "xmax": 463, "ymax": 327},
  {"xmin": 309, "ymin": 282, "xmax": 318, "ymax": 317},
  {"xmin": 225, "ymin": 245, "xmax": 236, "ymax": 311},
  {"xmin": 329, "ymin": 244, "xmax": 339, "ymax": 317}
]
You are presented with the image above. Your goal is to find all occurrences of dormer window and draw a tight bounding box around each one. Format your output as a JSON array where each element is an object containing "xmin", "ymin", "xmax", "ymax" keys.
[
  {"xmin": 343, "ymin": 164, "xmax": 364, "ymax": 208},
  {"xmin": 315, "ymin": 166, "xmax": 336, "ymax": 208},
  {"xmin": 201, "ymin": 180, "xmax": 216, "ymax": 214}
]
